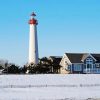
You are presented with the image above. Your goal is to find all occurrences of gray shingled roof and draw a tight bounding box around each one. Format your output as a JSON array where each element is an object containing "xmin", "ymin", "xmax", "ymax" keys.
[
  {"xmin": 65, "ymin": 53, "xmax": 100, "ymax": 63},
  {"xmin": 92, "ymin": 54, "xmax": 100, "ymax": 63},
  {"xmin": 65, "ymin": 53, "xmax": 83, "ymax": 63}
]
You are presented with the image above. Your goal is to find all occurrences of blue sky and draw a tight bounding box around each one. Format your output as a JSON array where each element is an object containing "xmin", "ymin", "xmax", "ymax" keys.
[{"xmin": 0, "ymin": 0, "xmax": 100, "ymax": 65}]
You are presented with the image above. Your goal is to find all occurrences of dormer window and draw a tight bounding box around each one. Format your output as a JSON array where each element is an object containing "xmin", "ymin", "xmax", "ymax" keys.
[
  {"xmin": 84, "ymin": 57, "xmax": 93, "ymax": 71},
  {"xmin": 86, "ymin": 58, "xmax": 93, "ymax": 64}
]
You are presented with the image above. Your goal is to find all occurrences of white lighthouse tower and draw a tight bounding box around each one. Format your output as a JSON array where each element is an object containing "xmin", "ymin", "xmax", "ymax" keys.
[{"xmin": 28, "ymin": 12, "xmax": 39, "ymax": 64}]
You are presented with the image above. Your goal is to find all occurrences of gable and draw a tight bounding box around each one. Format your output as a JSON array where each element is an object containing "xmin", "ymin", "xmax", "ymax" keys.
[
  {"xmin": 60, "ymin": 54, "xmax": 72, "ymax": 67},
  {"xmin": 81, "ymin": 54, "xmax": 96, "ymax": 62}
]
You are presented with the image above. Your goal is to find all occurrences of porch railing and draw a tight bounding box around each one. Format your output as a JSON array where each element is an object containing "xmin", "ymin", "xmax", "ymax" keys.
[{"xmin": 83, "ymin": 68, "xmax": 100, "ymax": 74}]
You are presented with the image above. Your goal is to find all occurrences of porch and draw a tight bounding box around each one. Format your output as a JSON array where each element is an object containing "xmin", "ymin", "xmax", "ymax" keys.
[{"xmin": 83, "ymin": 68, "xmax": 100, "ymax": 74}]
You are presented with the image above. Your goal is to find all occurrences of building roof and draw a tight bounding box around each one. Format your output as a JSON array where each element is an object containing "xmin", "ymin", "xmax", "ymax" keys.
[
  {"xmin": 65, "ymin": 53, "xmax": 100, "ymax": 63},
  {"xmin": 49, "ymin": 56, "xmax": 62, "ymax": 65},
  {"xmin": 49, "ymin": 56, "xmax": 62, "ymax": 59},
  {"xmin": 92, "ymin": 54, "xmax": 100, "ymax": 63},
  {"xmin": 65, "ymin": 53, "xmax": 83, "ymax": 63}
]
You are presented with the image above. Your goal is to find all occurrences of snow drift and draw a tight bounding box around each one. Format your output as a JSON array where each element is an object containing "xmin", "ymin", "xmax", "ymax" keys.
[{"xmin": 0, "ymin": 74, "xmax": 100, "ymax": 100}]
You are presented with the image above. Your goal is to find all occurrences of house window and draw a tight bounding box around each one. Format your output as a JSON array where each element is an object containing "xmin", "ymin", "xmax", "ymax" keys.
[
  {"xmin": 67, "ymin": 65, "xmax": 71, "ymax": 70},
  {"xmin": 85, "ymin": 58, "xmax": 93, "ymax": 69},
  {"xmin": 86, "ymin": 58, "xmax": 93, "ymax": 64},
  {"xmin": 74, "ymin": 64, "xmax": 82, "ymax": 71},
  {"xmin": 87, "ymin": 64, "xmax": 92, "ymax": 68},
  {"xmin": 96, "ymin": 64, "xmax": 100, "ymax": 68},
  {"xmin": 65, "ymin": 61, "xmax": 67, "ymax": 64}
]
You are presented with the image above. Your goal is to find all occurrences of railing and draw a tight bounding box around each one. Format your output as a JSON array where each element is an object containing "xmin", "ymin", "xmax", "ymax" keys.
[{"xmin": 83, "ymin": 68, "xmax": 100, "ymax": 74}]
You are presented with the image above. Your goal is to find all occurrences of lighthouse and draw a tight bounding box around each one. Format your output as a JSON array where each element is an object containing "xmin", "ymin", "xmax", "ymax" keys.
[{"xmin": 28, "ymin": 12, "xmax": 39, "ymax": 64}]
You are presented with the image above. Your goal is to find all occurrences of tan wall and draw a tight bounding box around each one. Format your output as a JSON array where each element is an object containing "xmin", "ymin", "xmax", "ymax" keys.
[{"xmin": 60, "ymin": 67, "xmax": 69, "ymax": 74}]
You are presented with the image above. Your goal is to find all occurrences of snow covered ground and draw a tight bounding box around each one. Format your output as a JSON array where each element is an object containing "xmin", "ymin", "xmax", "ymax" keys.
[{"xmin": 0, "ymin": 74, "xmax": 100, "ymax": 100}]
